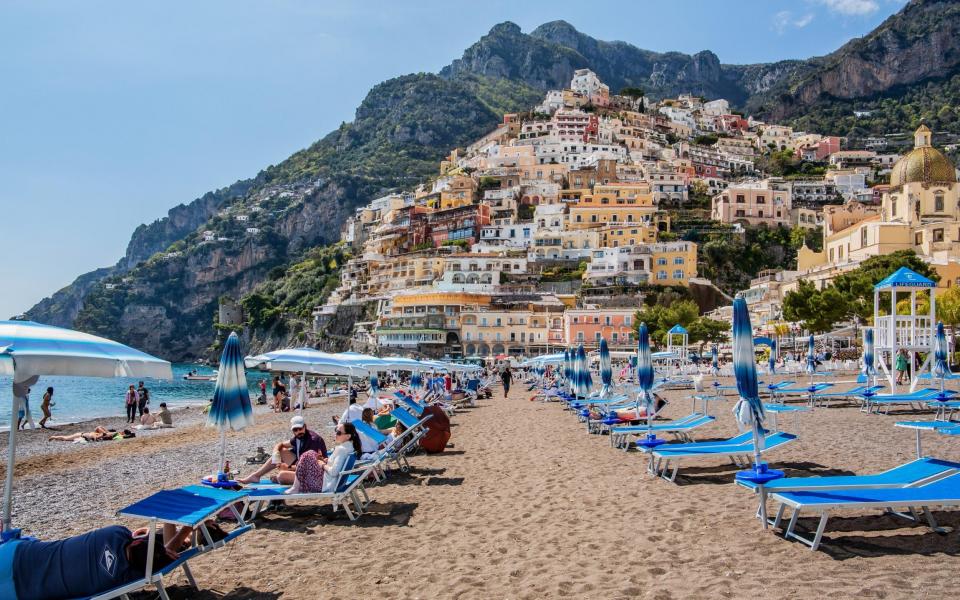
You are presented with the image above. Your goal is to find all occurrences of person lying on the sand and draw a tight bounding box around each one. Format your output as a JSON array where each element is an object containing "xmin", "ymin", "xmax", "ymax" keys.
[
  {"xmin": 587, "ymin": 394, "xmax": 667, "ymax": 423},
  {"xmin": 48, "ymin": 426, "xmax": 115, "ymax": 442},
  {"xmin": 236, "ymin": 416, "xmax": 327, "ymax": 485},
  {"xmin": 0, "ymin": 520, "xmax": 227, "ymax": 599}
]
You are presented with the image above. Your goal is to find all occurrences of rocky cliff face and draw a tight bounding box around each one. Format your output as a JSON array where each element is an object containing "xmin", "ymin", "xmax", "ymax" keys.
[{"xmin": 755, "ymin": 0, "xmax": 960, "ymax": 118}]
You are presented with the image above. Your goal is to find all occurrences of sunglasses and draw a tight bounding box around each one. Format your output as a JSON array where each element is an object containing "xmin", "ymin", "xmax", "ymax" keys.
[{"xmin": 335, "ymin": 429, "xmax": 347, "ymax": 436}]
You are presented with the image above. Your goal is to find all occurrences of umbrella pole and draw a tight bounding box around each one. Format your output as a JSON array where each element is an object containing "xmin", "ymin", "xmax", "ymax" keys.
[
  {"xmin": 218, "ymin": 428, "xmax": 227, "ymax": 476},
  {"xmin": 300, "ymin": 370, "xmax": 307, "ymax": 414},
  {"xmin": 2, "ymin": 385, "xmax": 18, "ymax": 531}
]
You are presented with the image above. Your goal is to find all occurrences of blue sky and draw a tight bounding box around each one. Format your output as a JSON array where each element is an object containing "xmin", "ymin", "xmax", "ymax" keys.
[{"xmin": 0, "ymin": 0, "xmax": 903, "ymax": 319}]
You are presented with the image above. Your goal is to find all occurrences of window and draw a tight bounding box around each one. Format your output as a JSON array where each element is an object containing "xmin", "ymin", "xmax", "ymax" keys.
[
  {"xmin": 756, "ymin": 195, "xmax": 766, "ymax": 204},
  {"xmin": 915, "ymin": 232, "xmax": 923, "ymax": 245},
  {"xmin": 861, "ymin": 228, "xmax": 868, "ymax": 247},
  {"xmin": 591, "ymin": 215, "xmax": 598, "ymax": 223},
  {"xmin": 892, "ymin": 200, "xmax": 897, "ymax": 217},
  {"xmin": 572, "ymin": 317, "xmax": 579, "ymax": 324},
  {"xmin": 612, "ymin": 332, "xmax": 618, "ymax": 342},
  {"xmin": 735, "ymin": 210, "xmax": 746, "ymax": 217},
  {"xmin": 605, "ymin": 316, "xmax": 612, "ymax": 326},
  {"xmin": 674, "ymin": 257, "xmax": 684, "ymax": 265},
  {"xmin": 624, "ymin": 315, "xmax": 632, "ymax": 326},
  {"xmin": 593, "ymin": 316, "xmax": 599, "ymax": 324},
  {"xmin": 657, "ymin": 271, "xmax": 667, "ymax": 280},
  {"xmin": 657, "ymin": 257, "xmax": 667, "ymax": 265},
  {"xmin": 495, "ymin": 333, "xmax": 501, "ymax": 341},
  {"xmin": 673, "ymin": 269, "xmax": 684, "ymax": 279},
  {"xmin": 934, "ymin": 228, "xmax": 944, "ymax": 243},
  {"xmin": 481, "ymin": 317, "xmax": 487, "ymax": 327},
  {"xmin": 595, "ymin": 332, "xmax": 602, "ymax": 342},
  {"xmin": 577, "ymin": 332, "xmax": 584, "ymax": 342},
  {"xmin": 736, "ymin": 195, "xmax": 745, "ymax": 203},
  {"xmin": 495, "ymin": 318, "xmax": 502, "ymax": 326},
  {"xmin": 758, "ymin": 210, "xmax": 764, "ymax": 218},
  {"xmin": 935, "ymin": 194, "xmax": 945, "ymax": 213}
]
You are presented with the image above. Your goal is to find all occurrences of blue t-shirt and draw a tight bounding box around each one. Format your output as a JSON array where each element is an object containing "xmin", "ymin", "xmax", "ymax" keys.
[{"xmin": 14, "ymin": 525, "xmax": 138, "ymax": 599}]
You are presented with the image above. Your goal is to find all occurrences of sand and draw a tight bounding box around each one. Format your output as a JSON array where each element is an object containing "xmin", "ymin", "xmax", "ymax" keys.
[{"xmin": 6, "ymin": 379, "xmax": 960, "ymax": 599}]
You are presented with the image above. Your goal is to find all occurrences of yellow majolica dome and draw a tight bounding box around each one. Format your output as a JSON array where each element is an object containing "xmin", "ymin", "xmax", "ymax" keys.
[{"xmin": 889, "ymin": 125, "xmax": 957, "ymax": 187}]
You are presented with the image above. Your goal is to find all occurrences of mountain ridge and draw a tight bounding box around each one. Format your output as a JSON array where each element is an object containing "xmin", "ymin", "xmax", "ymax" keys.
[{"xmin": 25, "ymin": 0, "xmax": 960, "ymax": 360}]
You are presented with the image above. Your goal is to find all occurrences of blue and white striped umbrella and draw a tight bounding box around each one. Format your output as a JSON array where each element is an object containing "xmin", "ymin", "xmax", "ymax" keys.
[
  {"xmin": 711, "ymin": 343, "xmax": 719, "ymax": 375},
  {"xmin": 599, "ymin": 337, "xmax": 612, "ymax": 396},
  {"xmin": 0, "ymin": 320, "xmax": 172, "ymax": 530},
  {"xmin": 564, "ymin": 348, "xmax": 574, "ymax": 393},
  {"xmin": 732, "ymin": 296, "xmax": 765, "ymax": 464},
  {"xmin": 207, "ymin": 332, "xmax": 254, "ymax": 432},
  {"xmin": 410, "ymin": 372, "xmax": 422, "ymax": 389},
  {"xmin": 806, "ymin": 334, "xmax": 816, "ymax": 375},
  {"xmin": 575, "ymin": 344, "xmax": 592, "ymax": 398},
  {"xmin": 207, "ymin": 332, "xmax": 254, "ymax": 474},
  {"xmin": 862, "ymin": 328, "xmax": 876, "ymax": 379},
  {"xmin": 636, "ymin": 323, "xmax": 655, "ymax": 432},
  {"xmin": 934, "ymin": 321, "xmax": 950, "ymax": 386},
  {"xmin": 768, "ymin": 339, "xmax": 777, "ymax": 374}
]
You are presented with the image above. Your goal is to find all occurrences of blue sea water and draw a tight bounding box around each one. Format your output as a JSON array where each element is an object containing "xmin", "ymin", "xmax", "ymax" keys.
[{"xmin": 0, "ymin": 363, "xmax": 270, "ymax": 429}]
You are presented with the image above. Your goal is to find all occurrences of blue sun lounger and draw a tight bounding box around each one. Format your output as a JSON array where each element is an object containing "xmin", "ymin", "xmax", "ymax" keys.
[
  {"xmin": 645, "ymin": 431, "xmax": 798, "ymax": 482},
  {"xmin": 808, "ymin": 384, "xmax": 885, "ymax": 407},
  {"xmin": 609, "ymin": 413, "xmax": 716, "ymax": 449},
  {"xmin": 80, "ymin": 485, "xmax": 252, "ymax": 600},
  {"xmin": 768, "ymin": 470, "xmax": 960, "ymax": 551},
  {"xmin": 738, "ymin": 457, "xmax": 960, "ymax": 494},
  {"xmin": 860, "ymin": 388, "xmax": 956, "ymax": 414},
  {"xmin": 352, "ymin": 419, "xmax": 424, "ymax": 473},
  {"xmin": 770, "ymin": 383, "xmax": 834, "ymax": 402},
  {"xmin": 242, "ymin": 454, "xmax": 377, "ymax": 521}
]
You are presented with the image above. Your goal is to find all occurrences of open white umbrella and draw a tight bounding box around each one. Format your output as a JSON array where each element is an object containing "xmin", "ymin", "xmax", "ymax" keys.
[
  {"xmin": 245, "ymin": 348, "xmax": 370, "ymax": 414},
  {"xmin": 0, "ymin": 320, "xmax": 172, "ymax": 532}
]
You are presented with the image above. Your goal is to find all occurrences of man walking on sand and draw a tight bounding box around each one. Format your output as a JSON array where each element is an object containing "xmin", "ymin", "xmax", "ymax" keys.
[{"xmin": 500, "ymin": 366, "xmax": 512, "ymax": 398}]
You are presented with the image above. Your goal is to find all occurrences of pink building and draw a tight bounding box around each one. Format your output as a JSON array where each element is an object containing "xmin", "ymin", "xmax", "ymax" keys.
[{"xmin": 563, "ymin": 308, "xmax": 636, "ymax": 351}]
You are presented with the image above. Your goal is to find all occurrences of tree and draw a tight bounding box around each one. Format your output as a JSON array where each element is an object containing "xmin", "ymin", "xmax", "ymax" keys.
[
  {"xmin": 782, "ymin": 280, "xmax": 849, "ymax": 333},
  {"xmin": 831, "ymin": 250, "xmax": 939, "ymax": 321},
  {"xmin": 687, "ymin": 317, "xmax": 729, "ymax": 356},
  {"xmin": 620, "ymin": 87, "xmax": 645, "ymax": 99}
]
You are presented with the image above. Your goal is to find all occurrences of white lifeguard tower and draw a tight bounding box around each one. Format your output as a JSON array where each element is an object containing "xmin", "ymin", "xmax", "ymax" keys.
[
  {"xmin": 666, "ymin": 324, "xmax": 689, "ymax": 365},
  {"xmin": 872, "ymin": 267, "xmax": 937, "ymax": 391}
]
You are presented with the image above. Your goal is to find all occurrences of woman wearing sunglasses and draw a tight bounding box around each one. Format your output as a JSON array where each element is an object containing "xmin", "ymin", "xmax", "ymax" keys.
[{"xmin": 287, "ymin": 422, "xmax": 362, "ymax": 494}]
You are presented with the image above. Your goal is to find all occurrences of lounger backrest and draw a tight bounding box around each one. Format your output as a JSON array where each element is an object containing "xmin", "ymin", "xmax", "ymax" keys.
[
  {"xmin": 351, "ymin": 420, "xmax": 388, "ymax": 445},
  {"xmin": 391, "ymin": 407, "xmax": 420, "ymax": 429},
  {"xmin": 466, "ymin": 379, "xmax": 479, "ymax": 392},
  {"xmin": 335, "ymin": 454, "xmax": 359, "ymax": 493}
]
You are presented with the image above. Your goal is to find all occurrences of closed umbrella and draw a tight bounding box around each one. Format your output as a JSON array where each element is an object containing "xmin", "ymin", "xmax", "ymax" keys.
[
  {"xmin": 768, "ymin": 339, "xmax": 777, "ymax": 374},
  {"xmin": 636, "ymin": 323, "xmax": 656, "ymax": 441},
  {"xmin": 731, "ymin": 296, "xmax": 780, "ymax": 529},
  {"xmin": 711, "ymin": 343, "xmax": 719, "ymax": 376},
  {"xmin": 862, "ymin": 328, "xmax": 876, "ymax": 384},
  {"xmin": 206, "ymin": 332, "xmax": 254, "ymax": 478},
  {"xmin": 368, "ymin": 373, "xmax": 380, "ymax": 407},
  {"xmin": 575, "ymin": 345, "xmax": 592, "ymax": 398},
  {"xmin": 934, "ymin": 321, "xmax": 951, "ymax": 396},
  {"xmin": 563, "ymin": 349, "xmax": 572, "ymax": 393},
  {"xmin": 0, "ymin": 320, "xmax": 172, "ymax": 531},
  {"xmin": 599, "ymin": 338, "xmax": 613, "ymax": 397},
  {"xmin": 806, "ymin": 334, "xmax": 816, "ymax": 384}
]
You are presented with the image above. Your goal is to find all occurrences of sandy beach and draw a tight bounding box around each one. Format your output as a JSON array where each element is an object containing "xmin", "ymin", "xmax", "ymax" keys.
[{"xmin": 6, "ymin": 379, "xmax": 960, "ymax": 599}]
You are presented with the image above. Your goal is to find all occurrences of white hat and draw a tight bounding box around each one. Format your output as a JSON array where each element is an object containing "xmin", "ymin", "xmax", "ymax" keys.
[{"xmin": 290, "ymin": 416, "xmax": 305, "ymax": 430}]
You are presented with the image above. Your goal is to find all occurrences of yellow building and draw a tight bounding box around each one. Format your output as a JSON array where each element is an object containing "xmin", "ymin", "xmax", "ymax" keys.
[
  {"xmin": 439, "ymin": 176, "xmax": 478, "ymax": 210},
  {"xmin": 798, "ymin": 126, "xmax": 960, "ymax": 286},
  {"xmin": 600, "ymin": 223, "xmax": 658, "ymax": 247},
  {"xmin": 568, "ymin": 183, "xmax": 657, "ymax": 229}
]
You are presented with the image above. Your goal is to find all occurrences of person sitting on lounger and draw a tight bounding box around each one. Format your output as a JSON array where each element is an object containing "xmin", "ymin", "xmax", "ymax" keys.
[
  {"xmin": 0, "ymin": 521, "xmax": 204, "ymax": 599},
  {"xmin": 237, "ymin": 416, "xmax": 327, "ymax": 485},
  {"xmin": 48, "ymin": 426, "xmax": 116, "ymax": 442},
  {"xmin": 286, "ymin": 422, "xmax": 362, "ymax": 494}
]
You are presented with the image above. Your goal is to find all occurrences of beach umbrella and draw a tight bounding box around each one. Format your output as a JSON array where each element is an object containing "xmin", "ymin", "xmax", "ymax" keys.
[
  {"xmin": 731, "ymin": 296, "xmax": 780, "ymax": 530},
  {"xmin": 575, "ymin": 345, "xmax": 592, "ymax": 398},
  {"xmin": 862, "ymin": 328, "xmax": 876, "ymax": 383},
  {"xmin": 410, "ymin": 372, "xmax": 422, "ymax": 389},
  {"xmin": 731, "ymin": 297, "xmax": 765, "ymax": 465},
  {"xmin": 0, "ymin": 320, "xmax": 172, "ymax": 532},
  {"xmin": 636, "ymin": 323, "xmax": 655, "ymax": 437},
  {"xmin": 711, "ymin": 343, "xmax": 719, "ymax": 376},
  {"xmin": 206, "ymin": 332, "xmax": 254, "ymax": 477},
  {"xmin": 768, "ymin": 339, "xmax": 777, "ymax": 374},
  {"xmin": 562, "ymin": 348, "xmax": 571, "ymax": 393},
  {"xmin": 806, "ymin": 334, "xmax": 816, "ymax": 381},
  {"xmin": 599, "ymin": 337, "xmax": 613, "ymax": 397},
  {"xmin": 368, "ymin": 373, "xmax": 380, "ymax": 408},
  {"xmin": 934, "ymin": 321, "xmax": 950, "ymax": 394}
]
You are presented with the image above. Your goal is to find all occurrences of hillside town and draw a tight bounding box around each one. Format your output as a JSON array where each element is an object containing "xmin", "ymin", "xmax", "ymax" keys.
[{"xmin": 298, "ymin": 69, "xmax": 960, "ymax": 360}]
